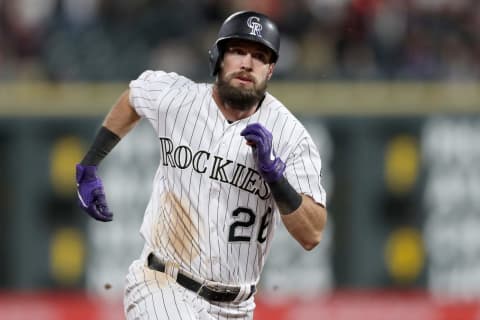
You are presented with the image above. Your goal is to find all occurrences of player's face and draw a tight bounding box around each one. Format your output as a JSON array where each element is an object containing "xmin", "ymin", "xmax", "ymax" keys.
[{"xmin": 216, "ymin": 40, "xmax": 275, "ymax": 110}]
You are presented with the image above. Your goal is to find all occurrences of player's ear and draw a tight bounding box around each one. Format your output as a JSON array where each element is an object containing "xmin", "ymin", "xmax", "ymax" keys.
[{"xmin": 267, "ymin": 63, "xmax": 275, "ymax": 80}]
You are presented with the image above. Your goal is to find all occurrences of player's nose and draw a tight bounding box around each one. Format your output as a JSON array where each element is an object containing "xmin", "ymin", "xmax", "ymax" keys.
[{"xmin": 240, "ymin": 53, "xmax": 254, "ymax": 70}]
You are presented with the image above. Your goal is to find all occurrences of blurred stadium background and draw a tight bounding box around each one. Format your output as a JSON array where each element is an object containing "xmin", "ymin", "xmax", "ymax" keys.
[{"xmin": 1, "ymin": 0, "xmax": 480, "ymax": 319}]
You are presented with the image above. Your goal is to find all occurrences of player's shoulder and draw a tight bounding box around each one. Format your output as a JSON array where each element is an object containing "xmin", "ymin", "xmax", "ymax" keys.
[
  {"xmin": 263, "ymin": 93, "xmax": 303, "ymax": 125},
  {"xmin": 134, "ymin": 70, "xmax": 198, "ymax": 90},
  {"xmin": 262, "ymin": 93, "xmax": 313, "ymax": 140}
]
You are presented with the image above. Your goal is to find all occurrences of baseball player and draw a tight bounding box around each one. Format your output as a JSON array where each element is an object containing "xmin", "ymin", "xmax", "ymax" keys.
[{"xmin": 76, "ymin": 11, "xmax": 327, "ymax": 320}]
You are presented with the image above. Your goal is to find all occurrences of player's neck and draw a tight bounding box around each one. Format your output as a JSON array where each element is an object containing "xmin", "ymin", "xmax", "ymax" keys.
[{"xmin": 212, "ymin": 86, "xmax": 259, "ymax": 122}]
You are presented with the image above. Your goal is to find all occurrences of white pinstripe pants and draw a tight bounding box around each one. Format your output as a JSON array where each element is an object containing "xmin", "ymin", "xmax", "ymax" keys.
[{"xmin": 124, "ymin": 258, "xmax": 256, "ymax": 320}]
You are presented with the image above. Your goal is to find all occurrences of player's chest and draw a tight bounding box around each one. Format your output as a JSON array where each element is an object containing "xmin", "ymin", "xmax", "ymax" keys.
[{"xmin": 161, "ymin": 106, "xmax": 251, "ymax": 156}]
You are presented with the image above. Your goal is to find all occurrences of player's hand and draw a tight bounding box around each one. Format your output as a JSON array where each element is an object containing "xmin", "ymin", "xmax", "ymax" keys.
[
  {"xmin": 240, "ymin": 123, "xmax": 286, "ymax": 183},
  {"xmin": 75, "ymin": 164, "xmax": 113, "ymax": 222}
]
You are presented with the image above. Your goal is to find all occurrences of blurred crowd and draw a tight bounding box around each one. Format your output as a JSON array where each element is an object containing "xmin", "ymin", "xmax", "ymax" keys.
[{"xmin": 0, "ymin": 0, "xmax": 479, "ymax": 82}]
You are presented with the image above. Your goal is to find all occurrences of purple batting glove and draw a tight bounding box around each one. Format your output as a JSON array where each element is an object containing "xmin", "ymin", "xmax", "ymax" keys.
[
  {"xmin": 240, "ymin": 123, "xmax": 286, "ymax": 183},
  {"xmin": 75, "ymin": 164, "xmax": 113, "ymax": 222}
]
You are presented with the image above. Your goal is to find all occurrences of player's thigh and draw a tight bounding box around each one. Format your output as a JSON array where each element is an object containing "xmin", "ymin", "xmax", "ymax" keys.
[
  {"xmin": 124, "ymin": 275, "xmax": 199, "ymax": 319},
  {"xmin": 124, "ymin": 260, "xmax": 216, "ymax": 320}
]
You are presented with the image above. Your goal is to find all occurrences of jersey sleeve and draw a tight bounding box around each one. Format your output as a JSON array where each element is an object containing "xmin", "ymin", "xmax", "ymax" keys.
[
  {"xmin": 128, "ymin": 70, "xmax": 179, "ymax": 120},
  {"xmin": 284, "ymin": 136, "xmax": 327, "ymax": 207}
]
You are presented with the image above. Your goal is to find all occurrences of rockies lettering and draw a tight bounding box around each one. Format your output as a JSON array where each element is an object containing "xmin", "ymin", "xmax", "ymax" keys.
[{"xmin": 159, "ymin": 137, "xmax": 270, "ymax": 200}]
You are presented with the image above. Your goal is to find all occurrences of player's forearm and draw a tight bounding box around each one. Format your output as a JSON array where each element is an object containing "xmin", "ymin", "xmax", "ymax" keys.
[
  {"xmin": 102, "ymin": 89, "xmax": 141, "ymax": 137},
  {"xmin": 280, "ymin": 195, "xmax": 327, "ymax": 251},
  {"xmin": 80, "ymin": 89, "xmax": 140, "ymax": 166}
]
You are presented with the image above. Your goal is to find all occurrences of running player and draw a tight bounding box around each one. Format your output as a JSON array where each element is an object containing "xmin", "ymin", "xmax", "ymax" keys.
[{"xmin": 76, "ymin": 11, "xmax": 327, "ymax": 320}]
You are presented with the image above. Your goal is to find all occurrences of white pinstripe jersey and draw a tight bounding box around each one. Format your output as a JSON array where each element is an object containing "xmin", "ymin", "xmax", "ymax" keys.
[{"xmin": 129, "ymin": 70, "xmax": 327, "ymax": 287}]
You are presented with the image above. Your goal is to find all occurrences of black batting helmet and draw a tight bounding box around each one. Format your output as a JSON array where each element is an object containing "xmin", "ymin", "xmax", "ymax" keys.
[{"xmin": 208, "ymin": 11, "xmax": 280, "ymax": 76}]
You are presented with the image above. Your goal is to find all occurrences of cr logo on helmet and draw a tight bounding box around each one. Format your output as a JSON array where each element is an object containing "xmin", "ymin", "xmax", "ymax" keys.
[{"xmin": 247, "ymin": 16, "xmax": 263, "ymax": 37}]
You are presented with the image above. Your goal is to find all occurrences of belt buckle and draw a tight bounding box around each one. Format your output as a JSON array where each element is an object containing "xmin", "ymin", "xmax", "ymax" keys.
[
  {"xmin": 198, "ymin": 283, "xmax": 239, "ymax": 302},
  {"xmin": 195, "ymin": 282, "xmax": 206, "ymax": 295},
  {"xmin": 164, "ymin": 260, "xmax": 179, "ymax": 280}
]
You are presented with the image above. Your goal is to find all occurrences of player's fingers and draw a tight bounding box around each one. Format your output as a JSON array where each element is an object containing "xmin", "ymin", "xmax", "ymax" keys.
[
  {"xmin": 87, "ymin": 202, "xmax": 113, "ymax": 221},
  {"xmin": 240, "ymin": 124, "xmax": 263, "ymax": 137},
  {"xmin": 240, "ymin": 125, "xmax": 253, "ymax": 136},
  {"xmin": 243, "ymin": 134, "xmax": 261, "ymax": 146},
  {"xmin": 86, "ymin": 203, "xmax": 106, "ymax": 221},
  {"xmin": 242, "ymin": 129, "xmax": 271, "ymax": 148},
  {"xmin": 241, "ymin": 123, "xmax": 271, "ymax": 137},
  {"xmin": 95, "ymin": 199, "xmax": 113, "ymax": 220},
  {"xmin": 98, "ymin": 205, "xmax": 113, "ymax": 220},
  {"xmin": 89, "ymin": 189, "xmax": 113, "ymax": 222},
  {"xmin": 242, "ymin": 133, "xmax": 261, "ymax": 141}
]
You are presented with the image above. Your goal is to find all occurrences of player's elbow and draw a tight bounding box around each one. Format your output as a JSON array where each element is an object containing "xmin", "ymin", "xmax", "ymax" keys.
[
  {"xmin": 299, "ymin": 232, "xmax": 322, "ymax": 251},
  {"xmin": 302, "ymin": 207, "xmax": 327, "ymax": 251}
]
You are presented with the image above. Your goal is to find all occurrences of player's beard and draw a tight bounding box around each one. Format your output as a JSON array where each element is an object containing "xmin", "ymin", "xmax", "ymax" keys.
[{"xmin": 216, "ymin": 71, "xmax": 268, "ymax": 111}]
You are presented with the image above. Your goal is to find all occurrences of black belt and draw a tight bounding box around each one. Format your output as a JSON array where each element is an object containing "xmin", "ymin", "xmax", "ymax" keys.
[{"xmin": 147, "ymin": 253, "xmax": 255, "ymax": 303}]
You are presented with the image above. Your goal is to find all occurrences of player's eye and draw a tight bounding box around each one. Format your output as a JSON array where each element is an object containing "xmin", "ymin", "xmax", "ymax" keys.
[
  {"xmin": 251, "ymin": 52, "xmax": 269, "ymax": 64},
  {"xmin": 226, "ymin": 46, "xmax": 270, "ymax": 64},
  {"xmin": 227, "ymin": 47, "xmax": 247, "ymax": 56}
]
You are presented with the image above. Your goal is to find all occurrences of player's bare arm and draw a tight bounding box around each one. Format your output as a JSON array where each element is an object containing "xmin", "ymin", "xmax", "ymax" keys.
[
  {"xmin": 103, "ymin": 89, "xmax": 141, "ymax": 137},
  {"xmin": 280, "ymin": 195, "xmax": 327, "ymax": 251}
]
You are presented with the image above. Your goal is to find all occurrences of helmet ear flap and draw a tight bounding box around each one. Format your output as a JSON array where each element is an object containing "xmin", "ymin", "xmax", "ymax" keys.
[
  {"xmin": 209, "ymin": 42, "xmax": 227, "ymax": 76},
  {"xmin": 208, "ymin": 44, "xmax": 220, "ymax": 76}
]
